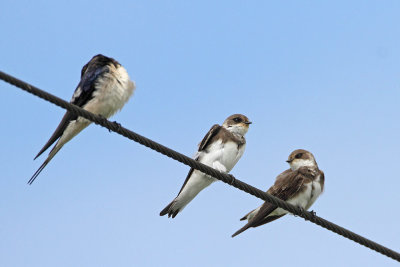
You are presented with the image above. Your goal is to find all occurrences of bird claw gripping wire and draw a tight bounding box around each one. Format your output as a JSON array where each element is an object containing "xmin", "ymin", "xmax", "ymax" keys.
[
  {"xmin": 294, "ymin": 206, "xmax": 306, "ymax": 218},
  {"xmin": 112, "ymin": 121, "xmax": 122, "ymax": 132},
  {"xmin": 2, "ymin": 70, "xmax": 400, "ymax": 262},
  {"xmin": 95, "ymin": 115, "xmax": 118, "ymax": 133},
  {"xmin": 309, "ymin": 210, "xmax": 317, "ymax": 219}
]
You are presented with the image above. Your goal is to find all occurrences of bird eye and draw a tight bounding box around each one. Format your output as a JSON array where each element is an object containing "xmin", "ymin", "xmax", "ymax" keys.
[
  {"xmin": 295, "ymin": 153, "xmax": 303, "ymax": 159},
  {"xmin": 233, "ymin": 117, "xmax": 242, "ymax": 123}
]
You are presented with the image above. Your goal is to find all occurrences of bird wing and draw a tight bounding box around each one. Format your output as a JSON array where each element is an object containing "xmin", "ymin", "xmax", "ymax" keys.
[
  {"xmin": 175, "ymin": 124, "xmax": 222, "ymax": 195},
  {"xmin": 232, "ymin": 169, "xmax": 308, "ymax": 237},
  {"xmin": 197, "ymin": 124, "xmax": 221, "ymax": 151},
  {"xmin": 249, "ymin": 170, "xmax": 307, "ymax": 224},
  {"xmin": 34, "ymin": 60, "xmax": 110, "ymax": 159}
]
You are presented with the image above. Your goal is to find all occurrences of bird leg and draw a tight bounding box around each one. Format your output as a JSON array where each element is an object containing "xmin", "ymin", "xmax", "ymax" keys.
[
  {"xmin": 294, "ymin": 206, "xmax": 306, "ymax": 218},
  {"xmin": 309, "ymin": 210, "xmax": 317, "ymax": 220}
]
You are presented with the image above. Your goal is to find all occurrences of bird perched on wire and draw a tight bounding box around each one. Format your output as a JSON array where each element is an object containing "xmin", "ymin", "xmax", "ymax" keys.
[
  {"xmin": 232, "ymin": 149, "xmax": 324, "ymax": 237},
  {"xmin": 160, "ymin": 114, "xmax": 252, "ymax": 218},
  {"xmin": 28, "ymin": 54, "xmax": 135, "ymax": 184}
]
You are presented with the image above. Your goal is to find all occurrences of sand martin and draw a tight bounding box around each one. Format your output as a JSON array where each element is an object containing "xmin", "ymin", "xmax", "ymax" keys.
[
  {"xmin": 160, "ymin": 114, "xmax": 252, "ymax": 218},
  {"xmin": 28, "ymin": 54, "xmax": 135, "ymax": 184},
  {"xmin": 232, "ymin": 149, "xmax": 324, "ymax": 237}
]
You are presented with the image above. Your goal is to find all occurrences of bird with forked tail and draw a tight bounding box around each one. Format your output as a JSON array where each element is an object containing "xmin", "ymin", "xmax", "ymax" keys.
[{"xmin": 29, "ymin": 54, "xmax": 135, "ymax": 184}]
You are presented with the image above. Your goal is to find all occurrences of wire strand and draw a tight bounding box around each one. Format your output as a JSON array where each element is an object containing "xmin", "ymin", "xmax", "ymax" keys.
[{"xmin": 1, "ymin": 70, "xmax": 399, "ymax": 262}]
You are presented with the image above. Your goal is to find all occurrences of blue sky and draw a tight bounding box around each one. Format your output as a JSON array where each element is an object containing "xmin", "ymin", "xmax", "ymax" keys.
[{"xmin": 1, "ymin": 1, "xmax": 400, "ymax": 266}]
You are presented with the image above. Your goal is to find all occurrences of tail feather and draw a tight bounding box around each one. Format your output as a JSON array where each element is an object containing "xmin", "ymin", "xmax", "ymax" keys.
[
  {"xmin": 172, "ymin": 209, "xmax": 179, "ymax": 218},
  {"xmin": 28, "ymin": 160, "xmax": 51, "ymax": 185},
  {"xmin": 28, "ymin": 143, "xmax": 63, "ymax": 185},
  {"xmin": 160, "ymin": 200, "xmax": 180, "ymax": 218},
  {"xmin": 160, "ymin": 202, "xmax": 173, "ymax": 217}
]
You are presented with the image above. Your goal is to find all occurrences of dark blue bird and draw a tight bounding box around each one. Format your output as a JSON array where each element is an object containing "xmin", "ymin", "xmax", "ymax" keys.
[{"xmin": 29, "ymin": 54, "xmax": 135, "ymax": 184}]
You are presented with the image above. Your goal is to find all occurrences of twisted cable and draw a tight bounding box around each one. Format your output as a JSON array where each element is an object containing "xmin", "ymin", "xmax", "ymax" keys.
[{"xmin": 1, "ymin": 71, "xmax": 399, "ymax": 262}]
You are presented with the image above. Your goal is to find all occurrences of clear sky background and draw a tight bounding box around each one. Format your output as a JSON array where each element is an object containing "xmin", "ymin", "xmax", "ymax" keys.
[{"xmin": 1, "ymin": 1, "xmax": 400, "ymax": 266}]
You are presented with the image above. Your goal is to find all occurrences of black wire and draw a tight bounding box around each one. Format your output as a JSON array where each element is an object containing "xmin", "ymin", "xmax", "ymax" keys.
[{"xmin": 1, "ymin": 70, "xmax": 400, "ymax": 262}]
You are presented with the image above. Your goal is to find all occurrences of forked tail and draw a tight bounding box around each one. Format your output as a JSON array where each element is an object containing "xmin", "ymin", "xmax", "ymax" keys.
[
  {"xmin": 28, "ymin": 144, "xmax": 63, "ymax": 185},
  {"xmin": 160, "ymin": 200, "xmax": 181, "ymax": 218}
]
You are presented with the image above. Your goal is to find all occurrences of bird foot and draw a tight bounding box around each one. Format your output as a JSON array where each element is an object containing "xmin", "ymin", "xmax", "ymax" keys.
[
  {"xmin": 309, "ymin": 210, "xmax": 317, "ymax": 220},
  {"xmin": 112, "ymin": 121, "xmax": 122, "ymax": 132},
  {"xmin": 294, "ymin": 206, "xmax": 305, "ymax": 217}
]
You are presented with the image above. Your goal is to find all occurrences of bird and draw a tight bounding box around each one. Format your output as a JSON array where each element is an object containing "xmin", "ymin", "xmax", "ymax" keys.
[
  {"xmin": 28, "ymin": 54, "xmax": 135, "ymax": 184},
  {"xmin": 232, "ymin": 149, "xmax": 324, "ymax": 237},
  {"xmin": 160, "ymin": 114, "xmax": 252, "ymax": 218}
]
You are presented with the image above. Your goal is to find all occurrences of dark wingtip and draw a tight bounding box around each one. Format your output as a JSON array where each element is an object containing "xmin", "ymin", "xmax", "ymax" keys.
[
  {"xmin": 231, "ymin": 225, "xmax": 250, "ymax": 238},
  {"xmin": 34, "ymin": 147, "xmax": 47, "ymax": 160},
  {"xmin": 231, "ymin": 232, "xmax": 239, "ymax": 238},
  {"xmin": 33, "ymin": 112, "xmax": 73, "ymax": 161},
  {"xmin": 231, "ymin": 231, "xmax": 241, "ymax": 238}
]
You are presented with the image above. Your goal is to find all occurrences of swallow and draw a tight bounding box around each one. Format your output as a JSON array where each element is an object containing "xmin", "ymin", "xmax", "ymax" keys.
[
  {"xmin": 160, "ymin": 114, "xmax": 252, "ymax": 218},
  {"xmin": 28, "ymin": 54, "xmax": 135, "ymax": 184},
  {"xmin": 232, "ymin": 149, "xmax": 324, "ymax": 237}
]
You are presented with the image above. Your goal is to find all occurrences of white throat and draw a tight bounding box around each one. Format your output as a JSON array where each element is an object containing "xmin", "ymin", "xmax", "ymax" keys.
[
  {"xmin": 290, "ymin": 159, "xmax": 316, "ymax": 171},
  {"xmin": 224, "ymin": 125, "xmax": 248, "ymax": 137}
]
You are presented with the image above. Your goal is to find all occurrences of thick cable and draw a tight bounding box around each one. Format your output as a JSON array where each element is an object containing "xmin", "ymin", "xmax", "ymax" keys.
[{"xmin": 1, "ymin": 70, "xmax": 399, "ymax": 262}]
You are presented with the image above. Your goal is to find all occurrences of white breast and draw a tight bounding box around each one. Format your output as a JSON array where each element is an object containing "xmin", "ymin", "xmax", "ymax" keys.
[
  {"xmin": 306, "ymin": 174, "xmax": 323, "ymax": 209},
  {"xmin": 83, "ymin": 65, "xmax": 135, "ymax": 118},
  {"xmin": 197, "ymin": 140, "xmax": 224, "ymax": 167},
  {"xmin": 196, "ymin": 140, "xmax": 245, "ymax": 172},
  {"xmin": 288, "ymin": 174, "xmax": 323, "ymax": 211},
  {"xmin": 268, "ymin": 182, "xmax": 314, "ymax": 218},
  {"xmin": 255, "ymin": 174, "xmax": 323, "ymax": 220},
  {"xmin": 287, "ymin": 182, "xmax": 313, "ymax": 209},
  {"xmin": 221, "ymin": 141, "xmax": 245, "ymax": 171}
]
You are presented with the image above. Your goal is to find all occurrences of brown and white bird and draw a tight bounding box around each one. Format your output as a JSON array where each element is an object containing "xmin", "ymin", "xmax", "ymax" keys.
[
  {"xmin": 160, "ymin": 114, "xmax": 252, "ymax": 218},
  {"xmin": 29, "ymin": 54, "xmax": 135, "ymax": 184},
  {"xmin": 232, "ymin": 149, "xmax": 324, "ymax": 237}
]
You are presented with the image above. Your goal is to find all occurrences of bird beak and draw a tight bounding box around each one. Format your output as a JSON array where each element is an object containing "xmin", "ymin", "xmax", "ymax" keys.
[
  {"xmin": 245, "ymin": 121, "xmax": 252, "ymax": 125},
  {"xmin": 286, "ymin": 160, "xmax": 292, "ymax": 163}
]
